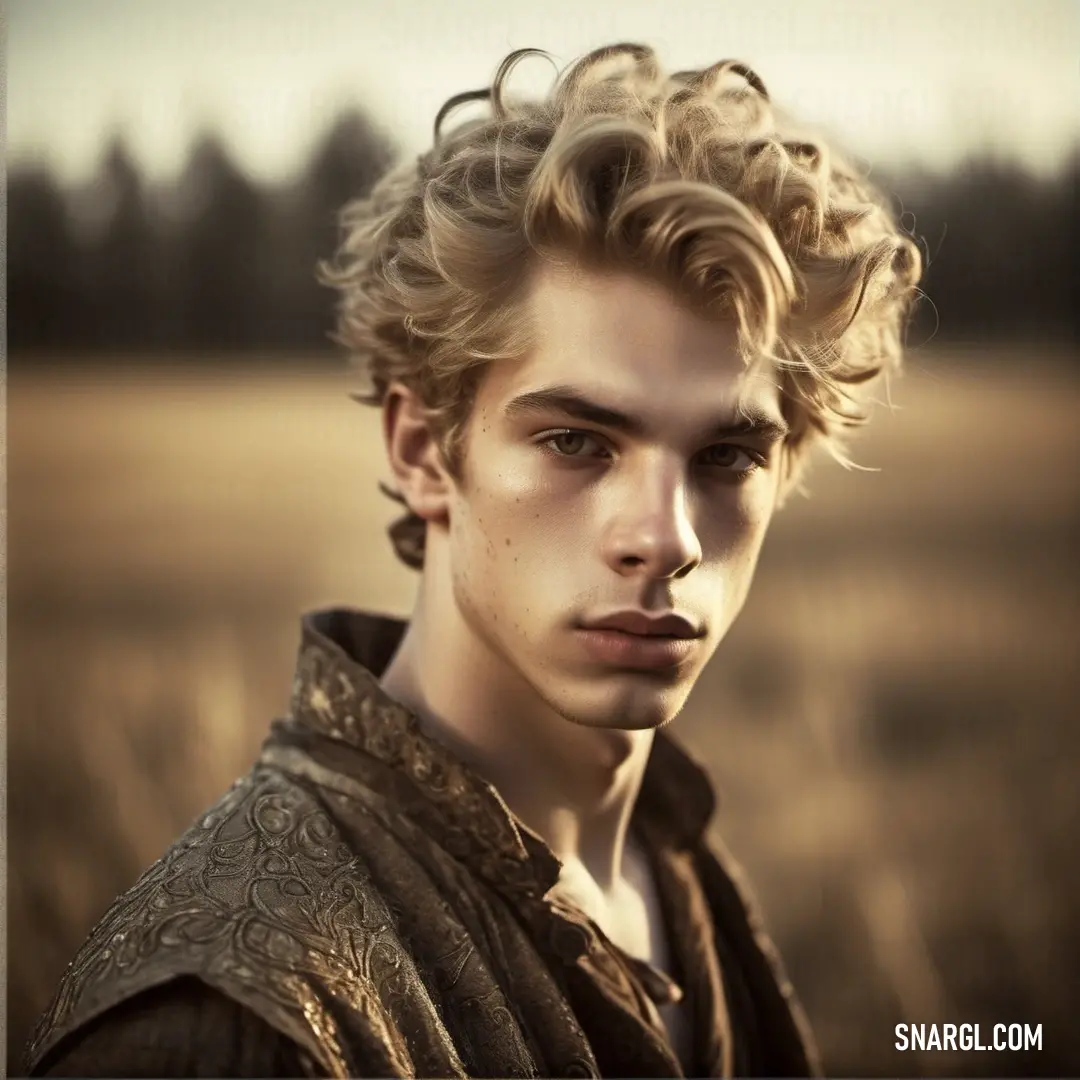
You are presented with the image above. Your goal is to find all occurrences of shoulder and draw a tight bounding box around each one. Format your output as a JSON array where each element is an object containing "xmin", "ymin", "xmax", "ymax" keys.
[
  {"xmin": 32, "ymin": 976, "xmax": 311, "ymax": 1077},
  {"xmin": 25, "ymin": 767, "xmax": 406, "ymax": 1078}
]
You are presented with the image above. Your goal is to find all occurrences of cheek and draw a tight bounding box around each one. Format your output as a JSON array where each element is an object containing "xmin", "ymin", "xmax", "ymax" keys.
[
  {"xmin": 449, "ymin": 477, "xmax": 576, "ymax": 649},
  {"xmin": 463, "ymin": 452, "xmax": 575, "ymax": 548},
  {"xmin": 736, "ymin": 491, "xmax": 776, "ymax": 548},
  {"xmin": 450, "ymin": 461, "xmax": 556, "ymax": 590},
  {"xmin": 700, "ymin": 478, "xmax": 776, "ymax": 543},
  {"xmin": 731, "ymin": 493, "xmax": 776, "ymax": 570},
  {"xmin": 693, "ymin": 492, "xmax": 777, "ymax": 609}
]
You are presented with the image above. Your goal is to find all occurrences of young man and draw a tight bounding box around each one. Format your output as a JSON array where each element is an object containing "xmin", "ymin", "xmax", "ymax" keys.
[{"xmin": 26, "ymin": 43, "xmax": 921, "ymax": 1078}]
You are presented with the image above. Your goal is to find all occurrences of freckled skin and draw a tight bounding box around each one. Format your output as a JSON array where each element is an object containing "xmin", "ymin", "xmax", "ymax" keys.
[
  {"xmin": 439, "ymin": 268, "xmax": 786, "ymax": 734},
  {"xmin": 379, "ymin": 263, "xmax": 790, "ymax": 912}
]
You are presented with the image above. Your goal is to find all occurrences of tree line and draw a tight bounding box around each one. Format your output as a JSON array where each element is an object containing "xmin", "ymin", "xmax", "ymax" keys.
[{"xmin": 9, "ymin": 106, "xmax": 1077, "ymax": 359}]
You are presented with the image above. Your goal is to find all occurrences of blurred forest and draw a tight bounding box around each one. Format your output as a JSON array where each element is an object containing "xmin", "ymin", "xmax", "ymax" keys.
[
  {"xmin": 8, "ymin": 100, "xmax": 1080, "ymax": 1079},
  {"xmin": 9, "ymin": 104, "xmax": 1078, "ymax": 355}
]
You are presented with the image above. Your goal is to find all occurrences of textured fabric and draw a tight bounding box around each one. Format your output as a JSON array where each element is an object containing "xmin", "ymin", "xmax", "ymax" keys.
[
  {"xmin": 37, "ymin": 978, "xmax": 308, "ymax": 1078},
  {"xmin": 25, "ymin": 608, "xmax": 820, "ymax": 1079}
]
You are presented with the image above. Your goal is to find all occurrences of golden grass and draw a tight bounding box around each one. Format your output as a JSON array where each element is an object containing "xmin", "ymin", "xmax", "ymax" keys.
[{"xmin": 7, "ymin": 348, "xmax": 1079, "ymax": 1076}]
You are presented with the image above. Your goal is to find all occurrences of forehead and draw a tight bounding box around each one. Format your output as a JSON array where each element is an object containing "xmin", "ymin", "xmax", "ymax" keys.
[{"xmin": 480, "ymin": 266, "xmax": 781, "ymax": 422}]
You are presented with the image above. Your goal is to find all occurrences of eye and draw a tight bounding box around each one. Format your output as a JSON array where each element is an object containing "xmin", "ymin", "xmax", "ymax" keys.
[
  {"xmin": 698, "ymin": 444, "xmax": 763, "ymax": 474},
  {"xmin": 541, "ymin": 430, "xmax": 610, "ymax": 459}
]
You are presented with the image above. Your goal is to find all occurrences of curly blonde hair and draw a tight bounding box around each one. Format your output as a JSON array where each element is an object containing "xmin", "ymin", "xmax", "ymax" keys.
[{"xmin": 321, "ymin": 43, "xmax": 923, "ymax": 569}]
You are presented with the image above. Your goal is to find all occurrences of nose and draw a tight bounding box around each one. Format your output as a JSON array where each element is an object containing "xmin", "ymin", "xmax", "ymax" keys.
[{"xmin": 602, "ymin": 458, "xmax": 702, "ymax": 580}]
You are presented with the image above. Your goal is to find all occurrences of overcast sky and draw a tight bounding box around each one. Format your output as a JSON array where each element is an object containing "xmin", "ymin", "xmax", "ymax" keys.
[{"xmin": 8, "ymin": 0, "xmax": 1079, "ymax": 186}]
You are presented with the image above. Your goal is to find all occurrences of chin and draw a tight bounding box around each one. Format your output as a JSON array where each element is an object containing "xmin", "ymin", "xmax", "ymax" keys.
[{"xmin": 545, "ymin": 675, "xmax": 690, "ymax": 733}]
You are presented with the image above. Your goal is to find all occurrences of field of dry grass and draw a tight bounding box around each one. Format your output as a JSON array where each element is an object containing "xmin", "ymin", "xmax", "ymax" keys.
[{"xmin": 7, "ymin": 345, "xmax": 1079, "ymax": 1076}]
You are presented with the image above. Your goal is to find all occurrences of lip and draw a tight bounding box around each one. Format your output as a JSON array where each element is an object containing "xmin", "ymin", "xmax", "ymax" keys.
[
  {"xmin": 575, "ymin": 611, "xmax": 704, "ymax": 672},
  {"xmin": 580, "ymin": 610, "xmax": 704, "ymax": 639},
  {"xmin": 575, "ymin": 627, "xmax": 699, "ymax": 671}
]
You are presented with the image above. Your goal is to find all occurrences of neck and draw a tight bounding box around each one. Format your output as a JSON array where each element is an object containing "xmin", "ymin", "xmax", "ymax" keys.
[{"xmin": 379, "ymin": 556, "xmax": 655, "ymax": 897}]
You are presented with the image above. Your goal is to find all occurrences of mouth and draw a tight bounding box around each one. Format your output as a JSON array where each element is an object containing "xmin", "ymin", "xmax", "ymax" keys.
[
  {"xmin": 574, "ymin": 624, "xmax": 702, "ymax": 672},
  {"xmin": 579, "ymin": 610, "xmax": 705, "ymax": 640}
]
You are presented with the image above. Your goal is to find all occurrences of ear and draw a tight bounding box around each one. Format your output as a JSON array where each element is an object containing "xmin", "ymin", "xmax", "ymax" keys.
[{"xmin": 382, "ymin": 382, "xmax": 454, "ymax": 524}]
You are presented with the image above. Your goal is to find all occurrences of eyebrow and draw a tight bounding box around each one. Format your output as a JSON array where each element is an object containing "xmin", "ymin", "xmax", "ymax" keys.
[{"xmin": 504, "ymin": 384, "xmax": 791, "ymax": 443}]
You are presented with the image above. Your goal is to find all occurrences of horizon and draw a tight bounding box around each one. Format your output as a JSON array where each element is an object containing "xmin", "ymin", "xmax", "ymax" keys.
[{"xmin": 8, "ymin": 0, "xmax": 1079, "ymax": 187}]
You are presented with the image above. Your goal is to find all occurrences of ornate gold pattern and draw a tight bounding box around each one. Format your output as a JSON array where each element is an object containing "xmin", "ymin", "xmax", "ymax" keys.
[{"xmin": 25, "ymin": 609, "xmax": 819, "ymax": 1078}]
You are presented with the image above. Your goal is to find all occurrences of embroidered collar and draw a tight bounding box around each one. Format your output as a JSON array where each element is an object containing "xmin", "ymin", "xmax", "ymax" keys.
[{"xmin": 282, "ymin": 607, "xmax": 718, "ymax": 908}]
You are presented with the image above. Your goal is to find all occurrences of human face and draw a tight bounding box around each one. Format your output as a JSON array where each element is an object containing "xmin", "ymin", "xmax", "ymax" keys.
[{"xmin": 444, "ymin": 266, "xmax": 787, "ymax": 731}]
